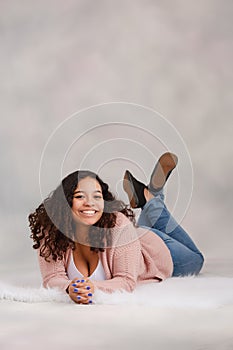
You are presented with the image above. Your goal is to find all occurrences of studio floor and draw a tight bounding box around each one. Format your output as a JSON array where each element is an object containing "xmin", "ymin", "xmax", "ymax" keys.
[{"xmin": 0, "ymin": 258, "xmax": 233, "ymax": 350}]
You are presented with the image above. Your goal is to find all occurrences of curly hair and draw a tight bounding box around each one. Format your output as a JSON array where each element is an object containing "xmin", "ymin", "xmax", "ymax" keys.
[{"xmin": 28, "ymin": 170, "xmax": 135, "ymax": 262}]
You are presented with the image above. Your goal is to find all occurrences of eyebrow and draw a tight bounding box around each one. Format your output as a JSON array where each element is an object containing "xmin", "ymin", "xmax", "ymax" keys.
[{"xmin": 73, "ymin": 190, "xmax": 102, "ymax": 195}]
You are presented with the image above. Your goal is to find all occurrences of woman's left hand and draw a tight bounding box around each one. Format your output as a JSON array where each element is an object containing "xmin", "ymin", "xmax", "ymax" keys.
[{"xmin": 68, "ymin": 278, "xmax": 95, "ymax": 304}]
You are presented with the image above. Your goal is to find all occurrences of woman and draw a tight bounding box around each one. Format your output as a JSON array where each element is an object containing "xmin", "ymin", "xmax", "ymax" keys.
[{"xmin": 29, "ymin": 152, "xmax": 204, "ymax": 305}]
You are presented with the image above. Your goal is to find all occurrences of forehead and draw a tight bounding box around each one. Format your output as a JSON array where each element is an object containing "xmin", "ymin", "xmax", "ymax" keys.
[{"xmin": 76, "ymin": 176, "xmax": 102, "ymax": 191}]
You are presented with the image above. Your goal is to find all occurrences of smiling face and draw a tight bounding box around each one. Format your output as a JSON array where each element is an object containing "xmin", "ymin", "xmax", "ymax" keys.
[{"xmin": 72, "ymin": 176, "xmax": 104, "ymax": 228}]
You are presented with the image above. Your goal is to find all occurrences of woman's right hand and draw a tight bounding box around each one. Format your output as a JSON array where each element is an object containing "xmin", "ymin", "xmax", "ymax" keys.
[{"xmin": 67, "ymin": 278, "xmax": 94, "ymax": 305}]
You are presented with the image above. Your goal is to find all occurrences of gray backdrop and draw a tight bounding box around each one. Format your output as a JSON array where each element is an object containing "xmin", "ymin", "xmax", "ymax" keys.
[{"xmin": 1, "ymin": 0, "xmax": 233, "ymax": 285}]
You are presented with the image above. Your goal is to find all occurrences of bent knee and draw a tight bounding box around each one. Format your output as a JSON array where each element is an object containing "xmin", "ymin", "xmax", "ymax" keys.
[{"xmin": 196, "ymin": 253, "xmax": 205, "ymax": 274}]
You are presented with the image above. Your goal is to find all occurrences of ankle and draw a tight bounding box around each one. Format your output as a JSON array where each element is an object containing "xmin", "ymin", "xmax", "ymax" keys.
[{"xmin": 144, "ymin": 188, "xmax": 155, "ymax": 202}]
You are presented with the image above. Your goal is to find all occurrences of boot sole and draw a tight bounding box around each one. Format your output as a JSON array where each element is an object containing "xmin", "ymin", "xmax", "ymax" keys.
[
  {"xmin": 123, "ymin": 171, "xmax": 139, "ymax": 208},
  {"xmin": 151, "ymin": 152, "xmax": 178, "ymax": 190}
]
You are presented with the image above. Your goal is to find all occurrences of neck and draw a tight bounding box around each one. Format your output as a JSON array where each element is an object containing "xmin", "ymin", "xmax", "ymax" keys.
[
  {"xmin": 74, "ymin": 223, "xmax": 90, "ymax": 244},
  {"xmin": 74, "ymin": 241, "xmax": 91, "ymax": 253}
]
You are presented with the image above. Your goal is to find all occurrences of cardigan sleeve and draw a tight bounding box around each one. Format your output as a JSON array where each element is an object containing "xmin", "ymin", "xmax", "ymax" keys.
[
  {"xmin": 37, "ymin": 250, "xmax": 71, "ymax": 292},
  {"xmin": 92, "ymin": 239, "xmax": 142, "ymax": 293}
]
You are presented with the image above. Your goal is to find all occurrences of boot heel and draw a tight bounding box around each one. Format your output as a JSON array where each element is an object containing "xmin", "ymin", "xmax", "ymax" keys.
[
  {"xmin": 150, "ymin": 152, "xmax": 178, "ymax": 191},
  {"xmin": 123, "ymin": 170, "xmax": 147, "ymax": 209}
]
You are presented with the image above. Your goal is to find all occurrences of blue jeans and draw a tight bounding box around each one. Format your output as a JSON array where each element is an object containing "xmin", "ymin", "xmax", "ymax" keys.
[{"xmin": 137, "ymin": 190, "xmax": 204, "ymax": 276}]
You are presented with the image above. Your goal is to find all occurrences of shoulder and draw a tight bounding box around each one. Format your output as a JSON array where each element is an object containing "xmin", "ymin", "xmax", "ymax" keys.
[
  {"xmin": 114, "ymin": 212, "xmax": 149, "ymax": 238},
  {"xmin": 114, "ymin": 211, "xmax": 132, "ymax": 227},
  {"xmin": 110, "ymin": 212, "xmax": 140, "ymax": 247}
]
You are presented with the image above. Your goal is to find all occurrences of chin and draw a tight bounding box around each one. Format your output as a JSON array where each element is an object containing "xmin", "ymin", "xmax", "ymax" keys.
[
  {"xmin": 80, "ymin": 216, "xmax": 102, "ymax": 226},
  {"xmin": 84, "ymin": 219, "xmax": 99, "ymax": 226}
]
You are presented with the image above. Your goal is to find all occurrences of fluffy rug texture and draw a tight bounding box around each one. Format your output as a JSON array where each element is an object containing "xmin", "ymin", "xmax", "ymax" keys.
[{"xmin": 1, "ymin": 276, "xmax": 233, "ymax": 308}]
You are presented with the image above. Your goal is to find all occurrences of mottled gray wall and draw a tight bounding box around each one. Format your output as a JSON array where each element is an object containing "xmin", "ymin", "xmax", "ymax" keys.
[{"xmin": 1, "ymin": 0, "xmax": 233, "ymax": 281}]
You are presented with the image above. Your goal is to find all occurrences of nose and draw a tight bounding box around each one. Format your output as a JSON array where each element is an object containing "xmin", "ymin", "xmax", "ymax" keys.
[{"xmin": 84, "ymin": 195, "xmax": 94, "ymax": 206}]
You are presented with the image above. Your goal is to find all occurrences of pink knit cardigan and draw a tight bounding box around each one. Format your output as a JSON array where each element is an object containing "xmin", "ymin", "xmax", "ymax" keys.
[{"xmin": 38, "ymin": 212, "xmax": 173, "ymax": 293}]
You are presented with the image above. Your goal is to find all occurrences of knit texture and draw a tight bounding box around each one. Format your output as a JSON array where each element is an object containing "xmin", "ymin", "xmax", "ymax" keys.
[{"xmin": 38, "ymin": 212, "xmax": 173, "ymax": 293}]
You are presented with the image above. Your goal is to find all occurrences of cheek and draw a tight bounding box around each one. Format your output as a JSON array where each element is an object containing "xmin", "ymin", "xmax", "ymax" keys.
[
  {"xmin": 100, "ymin": 201, "xmax": 105, "ymax": 212},
  {"xmin": 71, "ymin": 201, "xmax": 77, "ymax": 210},
  {"xmin": 96, "ymin": 204, "xmax": 104, "ymax": 218},
  {"xmin": 71, "ymin": 200, "xmax": 82, "ymax": 212}
]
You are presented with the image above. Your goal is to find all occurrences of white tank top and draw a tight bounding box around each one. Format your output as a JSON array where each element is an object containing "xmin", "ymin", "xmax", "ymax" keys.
[{"xmin": 67, "ymin": 252, "xmax": 106, "ymax": 281}]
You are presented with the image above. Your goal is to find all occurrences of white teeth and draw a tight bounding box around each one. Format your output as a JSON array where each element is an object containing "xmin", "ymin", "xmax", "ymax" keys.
[{"xmin": 81, "ymin": 210, "xmax": 96, "ymax": 215}]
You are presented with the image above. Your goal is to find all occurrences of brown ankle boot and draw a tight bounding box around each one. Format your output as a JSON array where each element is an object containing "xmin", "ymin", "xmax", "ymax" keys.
[{"xmin": 149, "ymin": 152, "xmax": 178, "ymax": 191}]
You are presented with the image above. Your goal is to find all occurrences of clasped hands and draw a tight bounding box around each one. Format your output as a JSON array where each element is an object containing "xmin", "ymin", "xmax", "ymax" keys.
[{"xmin": 68, "ymin": 278, "xmax": 94, "ymax": 304}]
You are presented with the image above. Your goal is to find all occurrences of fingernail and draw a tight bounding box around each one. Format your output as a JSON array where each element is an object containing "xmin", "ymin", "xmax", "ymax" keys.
[
  {"xmin": 72, "ymin": 283, "xmax": 77, "ymax": 286},
  {"xmin": 81, "ymin": 279, "xmax": 85, "ymax": 283},
  {"xmin": 76, "ymin": 280, "xmax": 81, "ymax": 283},
  {"xmin": 87, "ymin": 293, "xmax": 92, "ymax": 297},
  {"xmin": 77, "ymin": 296, "xmax": 81, "ymax": 300},
  {"xmin": 74, "ymin": 288, "xmax": 79, "ymax": 292},
  {"xmin": 86, "ymin": 286, "xmax": 91, "ymax": 290},
  {"xmin": 88, "ymin": 300, "xmax": 92, "ymax": 304}
]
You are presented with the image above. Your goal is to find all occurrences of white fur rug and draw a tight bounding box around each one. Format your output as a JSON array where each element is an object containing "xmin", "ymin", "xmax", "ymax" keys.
[
  {"xmin": 1, "ymin": 276, "xmax": 233, "ymax": 308},
  {"xmin": 1, "ymin": 273, "xmax": 233, "ymax": 350}
]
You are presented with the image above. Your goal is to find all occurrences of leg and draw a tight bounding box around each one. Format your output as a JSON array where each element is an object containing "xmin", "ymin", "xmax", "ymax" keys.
[
  {"xmin": 123, "ymin": 153, "xmax": 204, "ymax": 275},
  {"xmin": 144, "ymin": 226, "xmax": 204, "ymax": 276},
  {"xmin": 138, "ymin": 193, "xmax": 202, "ymax": 255},
  {"xmin": 138, "ymin": 195, "xmax": 204, "ymax": 276}
]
